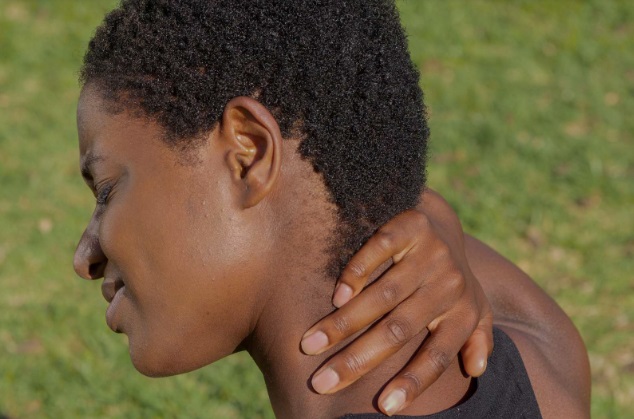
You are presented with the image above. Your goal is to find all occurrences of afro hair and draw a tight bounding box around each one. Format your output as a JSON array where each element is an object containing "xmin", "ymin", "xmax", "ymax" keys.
[{"xmin": 81, "ymin": 0, "xmax": 430, "ymax": 273}]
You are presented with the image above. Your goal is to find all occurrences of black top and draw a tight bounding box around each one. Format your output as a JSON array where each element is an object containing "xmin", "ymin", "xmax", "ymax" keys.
[{"xmin": 341, "ymin": 328, "xmax": 542, "ymax": 419}]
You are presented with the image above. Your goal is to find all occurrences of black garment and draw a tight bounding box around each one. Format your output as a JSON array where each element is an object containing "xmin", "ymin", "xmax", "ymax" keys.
[{"xmin": 341, "ymin": 328, "xmax": 542, "ymax": 419}]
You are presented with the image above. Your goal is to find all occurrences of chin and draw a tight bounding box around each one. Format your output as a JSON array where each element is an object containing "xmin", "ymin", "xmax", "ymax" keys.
[
  {"xmin": 129, "ymin": 350, "xmax": 198, "ymax": 378},
  {"xmin": 130, "ymin": 358, "xmax": 174, "ymax": 378},
  {"xmin": 127, "ymin": 335, "xmax": 224, "ymax": 378},
  {"xmin": 127, "ymin": 338, "xmax": 187, "ymax": 377}
]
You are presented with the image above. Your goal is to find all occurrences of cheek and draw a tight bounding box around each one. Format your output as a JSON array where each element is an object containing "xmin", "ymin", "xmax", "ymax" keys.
[{"xmin": 99, "ymin": 185, "xmax": 260, "ymax": 375}]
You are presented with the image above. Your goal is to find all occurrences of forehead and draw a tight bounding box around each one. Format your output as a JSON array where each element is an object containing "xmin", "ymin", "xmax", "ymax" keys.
[
  {"xmin": 76, "ymin": 86, "xmax": 204, "ymax": 169},
  {"xmin": 76, "ymin": 86, "xmax": 171, "ymax": 174},
  {"xmin": 77, "ymin": 87, "xmax": 107, "ymax": 155}
]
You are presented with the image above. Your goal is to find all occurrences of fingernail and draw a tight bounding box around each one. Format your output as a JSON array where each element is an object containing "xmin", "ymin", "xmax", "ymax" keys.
[
  {"xmin": 333, "ymin": 283, "xmax": 353, "ymax": 308},
  {"xmin": 312, "ymin": 367, "xmax": 340, "ymax": 394},
  {"xmin": 301, "ymin": 331, "xmax": 329, "ymax": 355},
  {"xmin": 381, "ymin": 389, "xmax": 406, "ymax": 415},
  {"xmin": 479, "ymin": 358, "xmax": 487, "ymax": 375}
]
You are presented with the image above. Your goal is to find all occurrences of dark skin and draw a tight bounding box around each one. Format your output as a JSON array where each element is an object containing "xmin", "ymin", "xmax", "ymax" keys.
[
  {"xmin": 302, "ymin": 200, "xmax": 494, "ymax": 411},
  {"xmin": 422, "ymin": 191, "xmax": 591, "ymax": 417},
  {"xmin": 75, "ymin": 88, "xmax": 495, "ymax": 415},
  {"xmin": 74, "ymin": 86, "xmax": 590, "ymax": 417}
]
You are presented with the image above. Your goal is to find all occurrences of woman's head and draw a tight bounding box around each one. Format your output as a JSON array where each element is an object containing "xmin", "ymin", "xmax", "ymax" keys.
[
  {"xmin": 80, "ymin": 0, "xmax": 429, "ymax": 271},
  {"xmin": 74, "ymin": 87, "xmax": 290, "ymax": 376},
  {"xmin": 75, "ymin": 0, "xmax": 430, "ymax": 376}
]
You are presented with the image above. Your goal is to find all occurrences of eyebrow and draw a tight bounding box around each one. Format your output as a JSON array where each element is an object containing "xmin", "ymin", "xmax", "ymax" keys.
[{"xmin": 80, "ymin": 153, "xmax": 106, "ymax": 182}]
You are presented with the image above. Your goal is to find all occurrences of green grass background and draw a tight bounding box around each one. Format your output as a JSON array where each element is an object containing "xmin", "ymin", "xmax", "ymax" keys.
[{"xmin": 0, "ymin": 0, "xmax": 632, "ymax": 417}]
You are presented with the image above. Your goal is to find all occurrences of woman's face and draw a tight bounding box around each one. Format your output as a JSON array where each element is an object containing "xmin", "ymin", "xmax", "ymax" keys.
[{"xmin": 73, "ymin": 87, "xmax": 266, "ymax": 376}]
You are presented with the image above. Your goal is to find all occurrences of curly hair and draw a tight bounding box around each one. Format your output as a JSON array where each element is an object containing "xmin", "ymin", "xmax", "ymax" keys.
[{"xmin": 81, "ymin": 0, "xmax": 430, "ymax": 273}]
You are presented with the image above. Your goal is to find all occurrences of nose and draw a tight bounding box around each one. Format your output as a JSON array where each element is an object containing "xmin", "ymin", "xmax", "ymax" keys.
[{"xmin": 73, "ymin": 213, "xmax": 107, "ymax": 279}]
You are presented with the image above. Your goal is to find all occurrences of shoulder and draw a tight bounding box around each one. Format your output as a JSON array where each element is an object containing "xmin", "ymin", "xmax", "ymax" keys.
[{"xmin": 464, "ymin": 235, "xmax": 591, "ymax": 418}]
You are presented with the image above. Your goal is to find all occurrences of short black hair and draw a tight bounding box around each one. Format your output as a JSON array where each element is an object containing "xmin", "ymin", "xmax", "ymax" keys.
[{"xmin": 81, "ymin": 0, "xmax": 429, "ymax": 274}]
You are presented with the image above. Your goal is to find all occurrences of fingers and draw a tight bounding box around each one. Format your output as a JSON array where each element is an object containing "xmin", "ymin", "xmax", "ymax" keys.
[
  {"xmin": 377, "ymin": 316, "xmax": 477, "ymax": 416},
  {"xmin": 308, "ymin": 288, "xmax": 482, "ymax": 397},
  {"xmin": 303, "ymin": 192, "xmax": 496, "ymax": 414},
  {"xmin": 302, "ymin": 262, "xmax": 423, "ymax": 355},
  {"xmin": 333, "ymin": 211, "xmax": 428, "ymax": 308},
  {"xmin": 310, "ymin": 293, "xmax": 432, "ymax": 394},
  {"xmin": 460, "ymin": 308, "xmax": 494, "ymax": 377}
]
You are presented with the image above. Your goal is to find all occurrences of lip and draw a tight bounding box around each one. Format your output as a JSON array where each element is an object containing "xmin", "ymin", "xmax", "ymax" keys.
[
  {"xmin": 102, "ymin": 277, "xmax": 125, "ymax": 303},
  {"xmin": 102, "ymin": 278, "xmax": 126, "ymax": 332}
]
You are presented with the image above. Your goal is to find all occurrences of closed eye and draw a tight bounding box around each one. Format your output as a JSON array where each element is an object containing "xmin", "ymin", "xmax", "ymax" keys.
[{"xmin": 96, "ymin": 183, "xmax": 113, "ymax": 206}]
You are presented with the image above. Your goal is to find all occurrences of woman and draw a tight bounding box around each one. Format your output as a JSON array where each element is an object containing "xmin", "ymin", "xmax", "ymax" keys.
[{"xmin": 73, "ymin": 1, "xmax": 589, "ymax": 417}]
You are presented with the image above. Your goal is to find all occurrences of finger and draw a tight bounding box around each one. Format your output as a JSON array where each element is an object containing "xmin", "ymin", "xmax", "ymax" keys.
[
  {"xmin": 459, "ymin": 330, "xmax": 488, "ymax": 377},
  {"xmin": 310, "ymin": 294, "xmax": 432, "ymax": 394},
  {"xmin": 333, "ymin": 212, "xmax": 428, "ymax": 308},
  {"xmin": 460, "ymin": 309, "xmax": 494, "ymax": 377},
  {"xmin": 302, "ymin": 262, "xmax": 424, "ymax": 355},
  {"xmin": 377, "ymin": 316, "xmax": 476, "ymax": 416}
]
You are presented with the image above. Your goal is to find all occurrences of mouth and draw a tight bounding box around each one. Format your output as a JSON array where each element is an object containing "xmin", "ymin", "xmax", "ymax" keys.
[
  {"xmin": 102, "ymin": 278, "xmax": 126, "ymax": 332},
  {"xmin": 102, "ymin": 277, "xmax": 125, "ymax": 303}
]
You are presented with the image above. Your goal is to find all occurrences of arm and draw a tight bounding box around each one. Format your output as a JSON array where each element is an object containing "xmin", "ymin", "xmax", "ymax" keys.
[
  {"xmin": 464, "ymin": 235, "xmax": 591, "ymax": 418},
  {"xmin": 302, "ymin": 187, "xmax": 589, "ymax": 416},
  {"xmin": 422, "ymin": 189, "xmax": 591, "ymax": 417}
]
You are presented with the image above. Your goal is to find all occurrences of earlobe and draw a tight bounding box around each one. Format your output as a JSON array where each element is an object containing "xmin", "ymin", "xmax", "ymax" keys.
[{"xmin": 220, "ymin": 97, "xmax": 282, "ymax": 208}]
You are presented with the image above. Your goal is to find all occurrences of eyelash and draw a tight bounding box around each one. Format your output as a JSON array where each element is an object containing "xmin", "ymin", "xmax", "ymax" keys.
[{"xmin": 96, "ymin": 184, "xmax": 113, "ymax": 206}]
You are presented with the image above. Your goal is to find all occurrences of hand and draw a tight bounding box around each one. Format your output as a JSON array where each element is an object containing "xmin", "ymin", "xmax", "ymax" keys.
[{"xmin": 300, "ymin": 189, "xmax": 493, "ymax": 416}]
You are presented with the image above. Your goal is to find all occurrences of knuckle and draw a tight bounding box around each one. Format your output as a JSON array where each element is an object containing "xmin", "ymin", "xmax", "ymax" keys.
[
  {"xmin": 347, "ymin": 260, "xmax": 366, "ymax": 280},
  {"xmin": 375, "ymin": 228, "xmax": 396, "ymax": 252},
  {"xmin": 375, "ymin": 282, "xmax": 400, "ymax": 308},
  {"xmin": 341, "ymin": 351, "xmax": 369, "ymax": 376},
  {"xmin": 415, "ymin": 211, "xmax": 432, "ymax": 231},
  {"xmin": 427, "ymin": 347, "xmax": 452, "ymax": 378},
  {"xmin": 431, "ymin": 238, "xmax": 452, "ymax": 261},
  {"xmin": 332, "ymin": 314, "xmax": 352, "ymax": 336},
  {"xmin": 444, "ymin": 266, "xmax": 466, "ymax": 295},
  {"xmin": 400, "ymin": 371, "xmax": 423, "ymax": 396},
  {"xmin": 385, "ymin": 318, "xmax": 412, "ymax": 346}
]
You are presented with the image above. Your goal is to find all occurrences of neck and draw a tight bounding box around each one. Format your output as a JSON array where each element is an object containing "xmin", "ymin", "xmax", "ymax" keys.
[
  {"xmin": 246, "ymin": 250, "xmax": 371, "ymax": 417},
  {"xmin": 242, "ymin": 217, "xmax": 471, "ymax": 417},
  {"xmin": 244, "ymin": 163, "xmax": 339, "ymax": 416},
  {"xmin": 246, "ymin": 257, "xmax": 473, "ymax": 418},
  {"xmin": 241, "ymin": 147, "xmax": 471, "ymax": 417}
]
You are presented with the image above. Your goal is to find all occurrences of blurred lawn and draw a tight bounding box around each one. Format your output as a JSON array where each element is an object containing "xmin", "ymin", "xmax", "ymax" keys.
[{"xmin": 0, "ymin": 0, "xmax": 632, "ymax": 418}]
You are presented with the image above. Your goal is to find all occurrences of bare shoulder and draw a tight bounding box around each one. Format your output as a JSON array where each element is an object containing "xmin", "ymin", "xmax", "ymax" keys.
[{"xmin": 464, "ymin": 235, "xmax": 591, "ymax": 419}]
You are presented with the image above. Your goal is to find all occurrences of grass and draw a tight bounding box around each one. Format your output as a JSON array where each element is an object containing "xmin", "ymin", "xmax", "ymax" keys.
[{"xmin": 0, "ymin": 0, "xmax": 632, "ymax": 417}]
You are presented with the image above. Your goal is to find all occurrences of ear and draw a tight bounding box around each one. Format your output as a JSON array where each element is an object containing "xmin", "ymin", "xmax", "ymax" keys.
[{"xmin": 219, "ymin": 96, "xmax": 282, "ymax": 208}]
